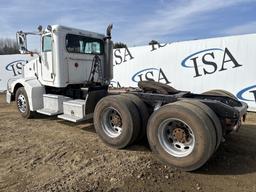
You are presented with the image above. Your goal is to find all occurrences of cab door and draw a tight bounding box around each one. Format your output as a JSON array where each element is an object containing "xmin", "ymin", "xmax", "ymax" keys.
[{"xmin": 41, "ymin": 34, "xmax": 54, "ymax": 82}]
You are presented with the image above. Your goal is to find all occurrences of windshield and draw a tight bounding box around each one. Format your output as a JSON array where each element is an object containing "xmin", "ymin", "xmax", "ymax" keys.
[
  {"xmin": 66, "ymin": 34, "xmax": 104, "ymax": 55},
  {"xmin": 42, "ymin": 35, "xmax": 52, "ymax": 52}
]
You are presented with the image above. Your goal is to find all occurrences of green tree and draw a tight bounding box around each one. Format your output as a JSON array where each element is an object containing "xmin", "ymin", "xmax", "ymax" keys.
[
  {"xmin": 114, "ymin": 42, "xmax": 127, "ymax": 49},
  {"xmin": 0, "ymin": 38, "xmax": 19, "ymax": 55}
]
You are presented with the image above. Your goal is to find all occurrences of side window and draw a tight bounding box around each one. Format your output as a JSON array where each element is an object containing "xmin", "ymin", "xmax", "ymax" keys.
[
  {"xmin": 42, "ymin": 35, "xmax": 52, "ymax": 52},
  {"xmin": 85, "ymin": 42, "xmax": 101, "ymax": 54},
  {"xmin": 65, "ymin": 34, "xmax": 103, "ymax": 54}
]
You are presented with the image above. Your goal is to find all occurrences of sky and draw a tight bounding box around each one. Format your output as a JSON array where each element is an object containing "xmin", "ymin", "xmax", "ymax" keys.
[{"xmin": 0, "ymin": 0, "xmax": 256, "ymax": 46}]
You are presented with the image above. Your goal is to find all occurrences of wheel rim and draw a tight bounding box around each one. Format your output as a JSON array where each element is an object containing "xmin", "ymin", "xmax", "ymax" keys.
[
  {"xmin": 101, "ymin": 107, "xmax": 122, "ymax": 138},
  {"xmin": 158, "ymin": 118, "xmax": 195, "ymax": 157},
  {"xmin": 17, "ymin": 94, "xmax": 27, "ymax": 113}
]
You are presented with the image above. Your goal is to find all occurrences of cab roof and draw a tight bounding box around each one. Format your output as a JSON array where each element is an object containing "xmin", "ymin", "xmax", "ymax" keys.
[{"xmin": 51, "ymin": 25, "xmax": 105, "ymax": 39}]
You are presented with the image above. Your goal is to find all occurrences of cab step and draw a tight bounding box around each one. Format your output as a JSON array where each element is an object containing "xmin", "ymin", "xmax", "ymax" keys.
[
  {"xmin": 37, "ymin": 94, "xmax": 71, "ymax": 116},
  {"xmin": 58, "ymin": 99, "xmax": 93, "ymax": 122}
]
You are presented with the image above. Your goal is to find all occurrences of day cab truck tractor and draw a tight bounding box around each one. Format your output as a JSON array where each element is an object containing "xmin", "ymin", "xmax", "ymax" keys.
[{"xmin": 6, "ymin": 24, "xmax": 248, "ymax": 171}]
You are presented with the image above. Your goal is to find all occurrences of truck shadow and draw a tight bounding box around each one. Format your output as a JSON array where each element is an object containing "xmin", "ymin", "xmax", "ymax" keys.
[
  {"xmin": 32, "ymin": 113, "xmax": 59, "ymax": 120},
  {"xmin": 59, "ymin": 117, "xmax": 256, "ymax": 175},
  {"xmin": 80, "ymin": 123, "xmax": 151, "ymax": 152},
  {"xmin": 126, "ymin": 123, "xmax": 256, "ymax": 170},
  {"xmin": 197, "ymin": 124, "xmax": 256, "ymax": 175},
  {"xmin": 59, "ymin": 119, "xmax": 96, "ymax": 133}
]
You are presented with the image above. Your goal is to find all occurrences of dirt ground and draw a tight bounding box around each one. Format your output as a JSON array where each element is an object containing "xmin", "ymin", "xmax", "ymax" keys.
[{"xmin": 0, "ymin": 94, "xmax": 256, "ymax": 192}]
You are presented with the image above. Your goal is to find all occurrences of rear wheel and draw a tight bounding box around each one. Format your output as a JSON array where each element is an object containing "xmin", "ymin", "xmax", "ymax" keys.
[
  {"xmin": 147, "ymin": 101, "xmax": 216, "ymax": 171},
  {"xmin": 120, "ymin": 94, "xmax": 149, "ymax": 142},
  {"xmin": 181, "ymin": 100, "xmax": 222, "ymax": 151},
  {"xmin": 94, "ymin": 95, "xmax": 141, "ymax": 149},
  {"xmin": 202, "ymin": 90, "xmax": 238, "ymax": 136},
  {"xmin": 15, "ymin": 87, "xmax": 33, "ymax": 118},
  {"xmin": 202, "ymin": 89, "xmax": 237, "ymax": 100}
]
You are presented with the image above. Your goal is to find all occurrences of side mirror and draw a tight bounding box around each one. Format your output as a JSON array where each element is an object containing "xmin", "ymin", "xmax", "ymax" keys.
[{"xmin": 16, "ymin": 31, "xmax": 28, "ymax": 54}]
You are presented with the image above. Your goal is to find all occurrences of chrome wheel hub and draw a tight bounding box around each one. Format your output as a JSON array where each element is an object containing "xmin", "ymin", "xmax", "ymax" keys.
[
  {"xmin": 158, "ymin": 118, "xmax": 195, "ymax": 157},
  {"xmin": 101, "ymin": 107, "xmax": 122, "ymax": 138},
  {"xmin": 17, "ymin": 94, "xmax": 27, "ymax": 113}
]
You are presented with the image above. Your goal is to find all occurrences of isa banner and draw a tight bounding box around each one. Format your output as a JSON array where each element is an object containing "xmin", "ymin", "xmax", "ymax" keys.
[
  {"xmin": 0, "ymin": 54, "xmax": 33, "ymax": 92},
  {"xmin": 112, "ymin": 34, "xmax": 256, "ymax": 111}
]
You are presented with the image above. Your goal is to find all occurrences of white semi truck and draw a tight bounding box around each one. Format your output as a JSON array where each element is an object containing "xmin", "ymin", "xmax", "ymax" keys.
[{"xmin": 6, "ymin": 25, "xmax": 248, "ymax": 171}]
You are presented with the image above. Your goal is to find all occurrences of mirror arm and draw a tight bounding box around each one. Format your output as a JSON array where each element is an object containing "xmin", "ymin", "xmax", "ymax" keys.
[{"xmin": 39, "ymin": 55, "xmax": 42, "ymax": 63}]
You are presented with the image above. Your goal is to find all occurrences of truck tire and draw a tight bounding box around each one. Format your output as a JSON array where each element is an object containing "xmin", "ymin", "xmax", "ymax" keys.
[
  {"xmin": 138, "ymin": 81, "xmax": 178, "ymax": 95},
  {"xmin": 203, "ymin": 90, "xmax": 239, "ymax": 135},
  {"xmin": 15, "ymin": 87, "xmax": 33, "ymax": 118},
  {"xmin": 181, "ymin": 100, "xmax": 222, "ymax": 151},
  {"xmin": 93, "ymin": 95, "xmax": 141, "ymax": 149},
  {"xmin": 202, "ymin": 89, "xmax": 237, "ymax": 100},
  {"xmin": 147, "ymin": 101, "xmax": 216, "ymax": 171},
  {"xmin": 169, "ymin": 101, "xmax": 217, "ymax": 158},
  {"xmin": 120, "ymin": 94, "xmax": 149, "ymax": 142}
]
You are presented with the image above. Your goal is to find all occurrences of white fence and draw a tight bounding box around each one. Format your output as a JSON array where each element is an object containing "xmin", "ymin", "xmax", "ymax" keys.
[
  {"xmin": 0, "ymin": 34, "xmax": 255, "ymax": 111},
  {"xmin": 0, "ymin": 54, "xmax": 34, "ymax": 92},
  {"xmin": 112, "ymin": 34, "xmax": 256, "ymax": 111}
]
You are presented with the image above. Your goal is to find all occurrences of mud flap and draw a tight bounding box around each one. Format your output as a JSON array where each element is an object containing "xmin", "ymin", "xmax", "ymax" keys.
[{"xmin": 6, "ymin": 91, "xmax": 12, "ymax": 103}]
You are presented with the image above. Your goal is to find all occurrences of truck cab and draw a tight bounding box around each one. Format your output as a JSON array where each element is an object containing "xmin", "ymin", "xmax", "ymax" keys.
[
  {"xmin": 16, "ymin": 25, "xmax": 113, "ymax": 87},
  {"xmin": 7, "ymin": 24, "xmax": 113, "ymax": 121}
]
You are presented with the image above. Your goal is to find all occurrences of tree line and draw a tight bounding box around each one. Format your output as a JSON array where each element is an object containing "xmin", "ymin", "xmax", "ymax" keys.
[
  {"xmin": 113, "ymin": 42, "xmax": 127, "ymax": 49},
  {"xmin": 0, "ymin": 38, "xmax": 19, "ymax": 55}
]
